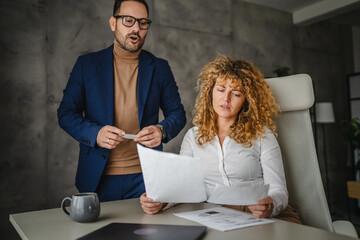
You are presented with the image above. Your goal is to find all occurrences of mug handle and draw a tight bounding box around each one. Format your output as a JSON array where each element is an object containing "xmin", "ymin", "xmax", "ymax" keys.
[{"xmin": 61, "ymin": 197, "xmax": 72, "ymax": 216}]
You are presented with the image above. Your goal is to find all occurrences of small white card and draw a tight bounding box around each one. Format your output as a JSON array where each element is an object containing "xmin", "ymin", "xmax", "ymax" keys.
[
  {"xmin": 174, "ymin": 207, "xmax": 274, "ymax": 232},
  {"xmin": 121, "ymin": 134, "xmax": 137, "ymax": 140}
]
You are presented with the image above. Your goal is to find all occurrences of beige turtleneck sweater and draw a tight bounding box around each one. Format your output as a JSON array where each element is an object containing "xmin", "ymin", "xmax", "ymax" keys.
[{"xmin": 103, "ymin": 41, "xmax": 142, "ymax": 175}]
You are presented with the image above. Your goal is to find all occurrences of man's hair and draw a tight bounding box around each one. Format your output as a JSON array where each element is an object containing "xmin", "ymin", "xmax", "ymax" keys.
[
  {"xmin": 113, "ymin": 0, "xmax": 149, "ymax": 16},
  {"xmin": 193, "ymin": 57, "xmax": 279, "ymax": 147}
]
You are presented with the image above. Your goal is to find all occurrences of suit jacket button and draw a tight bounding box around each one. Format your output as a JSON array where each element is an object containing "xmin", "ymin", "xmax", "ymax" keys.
[{"xmin": 102, "ymin": 155, "xmax": 107, "ymax": 160}]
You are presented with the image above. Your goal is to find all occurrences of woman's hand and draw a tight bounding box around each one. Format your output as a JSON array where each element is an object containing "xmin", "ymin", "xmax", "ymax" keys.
[
  {"xmin": 140, "ymin": 193, "xmax": 167, "ymax": 214},
  {"xmin": 248, "ymin": 196, "xmax": 274, "ymax": 218}
]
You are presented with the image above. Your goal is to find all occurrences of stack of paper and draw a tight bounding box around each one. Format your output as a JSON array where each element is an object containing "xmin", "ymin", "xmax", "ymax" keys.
[
  {"xmin": 137, "ymin": 144, "xmax": 269, "ymax": 205},
  {"xmin": 137, "ymin": 144, "xmax": 207, "ymax": 203},
  {"xmin": 174, "ymin": 207, "xmax": 274, "ymax": 231},
  {"xmin": 208, "ymin": 180, "xmax": 269, "ymax": 205}
]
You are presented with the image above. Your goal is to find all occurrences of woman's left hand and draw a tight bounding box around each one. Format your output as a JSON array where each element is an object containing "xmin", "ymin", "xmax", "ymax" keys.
[{"xmin": 248, "ymin": 196, "xmax": 273, "ymax": 218}]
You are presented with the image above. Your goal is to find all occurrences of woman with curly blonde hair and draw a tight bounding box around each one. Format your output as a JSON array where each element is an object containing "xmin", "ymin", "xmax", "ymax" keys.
[
  {"xmin": 193, "ymin": 57, "xmax": 278, "ymax": 147},
  {"xmin": 140, "ymin": 57, "xmax": 301, "ymax": 223}
]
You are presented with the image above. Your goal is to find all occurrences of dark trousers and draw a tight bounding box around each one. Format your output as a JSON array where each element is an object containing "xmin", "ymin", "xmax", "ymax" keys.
[{"xmin": 96, "ymin": 173, "xmax": 145, "ymax": 202}]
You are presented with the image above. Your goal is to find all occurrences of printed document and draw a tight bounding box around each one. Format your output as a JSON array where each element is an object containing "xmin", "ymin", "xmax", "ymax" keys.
[
  {"xmin": 174, "ymin": 207, "xmax": 274, "ymax": 231},
  {"xmin": 207, "ymin": 180, "xmax": 269, "ymax": 205},
  {"xmin": 137, "ymin": 144, "xmax": 207, "ymax": 203}
]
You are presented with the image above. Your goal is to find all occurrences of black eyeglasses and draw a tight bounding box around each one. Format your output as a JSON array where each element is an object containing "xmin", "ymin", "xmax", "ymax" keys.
[{"xmin": 114, "ymin": 15, "xmax": 152, "ymax": 30}]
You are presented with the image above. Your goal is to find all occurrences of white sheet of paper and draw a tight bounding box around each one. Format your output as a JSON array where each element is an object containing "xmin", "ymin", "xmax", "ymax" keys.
[
  {"xmin": 137, "ymin": 144, "xmax": 207, "ymax": 203},
  {"xmin": 174, "ymin": 207, "xmax": 274, "ymax": 231},
  {"xmin": 207, "ymin": 180, "xmax": 269, "ymax": 205}
]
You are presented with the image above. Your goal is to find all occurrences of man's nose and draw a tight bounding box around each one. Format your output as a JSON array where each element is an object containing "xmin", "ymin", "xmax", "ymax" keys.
[{"xmin": 131, "ymin": 20, "xmax": 141, "ymax": 32}]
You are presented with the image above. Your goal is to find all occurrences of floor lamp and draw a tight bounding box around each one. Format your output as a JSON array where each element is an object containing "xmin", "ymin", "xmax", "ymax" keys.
[{"xmin": 316, "ymin": 102, "xmax": 335, "ymax": 213}]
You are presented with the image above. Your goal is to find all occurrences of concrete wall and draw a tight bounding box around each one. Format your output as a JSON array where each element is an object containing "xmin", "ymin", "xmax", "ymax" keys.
[
  {"xmin": 0, "ymin": 0, "xmax": 47, "ymax": 239},
  {"xmin": 0, "ymin": 0, "xmax": 353, "ymax": 239}
]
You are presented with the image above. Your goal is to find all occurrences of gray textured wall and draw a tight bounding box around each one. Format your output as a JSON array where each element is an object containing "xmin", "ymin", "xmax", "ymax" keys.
[
  {"xmin": 0, "ymin": 0, "xmax": 353, "ymax": 239},
  {"xmin": 1, "ymin": 1, "xmax": 47, "ymax": 239}
]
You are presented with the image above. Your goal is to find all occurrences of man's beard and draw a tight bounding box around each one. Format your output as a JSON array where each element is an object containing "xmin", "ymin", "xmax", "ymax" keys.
[{"xmin": 116, "ymin": 32, "xmax": 145, "ymax": 52}]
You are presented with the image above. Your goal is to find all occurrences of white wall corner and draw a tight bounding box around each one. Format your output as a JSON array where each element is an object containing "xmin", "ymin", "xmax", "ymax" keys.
[{"xmin": 293, "ymin": 0, "xmax": 360, "ymax": 25}]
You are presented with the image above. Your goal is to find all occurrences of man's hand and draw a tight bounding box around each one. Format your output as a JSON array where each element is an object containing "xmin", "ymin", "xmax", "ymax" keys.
[
  {"xmin": 134, "ymin": 125, "xmax": 162, "ymax": 148},
  {"xmin": 140, "ymin": 193, "xmax": 167, "ymax": 214},
  {"xmin": 248, "ymin": 196, "xmax": 274, "ymax": 218},
  {"xmin": 96, "ymin": 125, "xmax": 125, "ymax": 149}
]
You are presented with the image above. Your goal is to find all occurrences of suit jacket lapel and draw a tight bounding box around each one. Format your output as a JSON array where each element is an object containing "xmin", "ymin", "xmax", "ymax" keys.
[
  {"xmin": 138, "ymin": 50, "xmax": 155, "ymax": 126},
  {"xmin": 98, "ymin": 45, "xmax": 114, "ymax": 125}
]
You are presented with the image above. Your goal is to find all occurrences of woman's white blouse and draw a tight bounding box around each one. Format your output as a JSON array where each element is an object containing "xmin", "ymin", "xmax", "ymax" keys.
[{"xmin": 180, "ymin": 127, "xmax": 288, "ymax": 216}]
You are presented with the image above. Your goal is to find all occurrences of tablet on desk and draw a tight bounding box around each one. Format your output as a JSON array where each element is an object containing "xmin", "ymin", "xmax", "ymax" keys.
[{"xmin": 77, "ymin": 223, "xmax": 207, "ymax": 240}]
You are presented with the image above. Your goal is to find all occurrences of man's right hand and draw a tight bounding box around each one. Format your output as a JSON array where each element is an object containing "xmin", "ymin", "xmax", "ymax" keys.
[{"xmin": 96, "ymin": 125, "xmax": 125, "ymax": 149}]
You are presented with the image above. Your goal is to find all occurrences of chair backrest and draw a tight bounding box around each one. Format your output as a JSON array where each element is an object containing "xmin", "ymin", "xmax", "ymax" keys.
[{"xmin": 266, "ymin": 74, "xmax": 334, "ymax": 231}]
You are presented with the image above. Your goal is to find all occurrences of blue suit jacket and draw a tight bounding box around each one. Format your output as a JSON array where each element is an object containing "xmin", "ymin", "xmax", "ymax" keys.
[{"xmin": 57, "ymin": 45, "xmax": 186, "ymax": 192}]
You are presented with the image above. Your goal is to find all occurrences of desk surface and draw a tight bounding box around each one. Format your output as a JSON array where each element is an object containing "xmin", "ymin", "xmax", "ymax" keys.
[{"xmin": 10, "ymin": 198, "xmax": 355, "ymax": 240}]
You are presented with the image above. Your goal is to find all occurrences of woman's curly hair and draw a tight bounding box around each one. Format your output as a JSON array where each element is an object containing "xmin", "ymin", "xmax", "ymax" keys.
[{"xmin": 193, "ymin": 56, "xmax": 279, "ymax": 147}]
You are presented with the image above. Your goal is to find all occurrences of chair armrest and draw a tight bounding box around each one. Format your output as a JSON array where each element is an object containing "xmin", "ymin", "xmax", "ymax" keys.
[{"xmin": 332, "ymin": 220, "xmax": 358, "ymax": 238}]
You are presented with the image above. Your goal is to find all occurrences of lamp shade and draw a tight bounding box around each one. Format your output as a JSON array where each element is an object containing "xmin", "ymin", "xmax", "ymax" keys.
[{"xmin": 315, "ymin": 102, "xmax": 335, "ymax": 123}]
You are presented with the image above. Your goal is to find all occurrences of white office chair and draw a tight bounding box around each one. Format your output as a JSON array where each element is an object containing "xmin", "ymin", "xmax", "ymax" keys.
[{"xmin": 266, "ymin": 74, "xmax": 358, "ymax": 238}]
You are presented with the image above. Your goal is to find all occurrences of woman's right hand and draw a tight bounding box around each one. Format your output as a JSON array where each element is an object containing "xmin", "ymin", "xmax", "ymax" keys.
[{"xmin": 140, "ymin": 193, "xmax": 167, "ymax": 214}]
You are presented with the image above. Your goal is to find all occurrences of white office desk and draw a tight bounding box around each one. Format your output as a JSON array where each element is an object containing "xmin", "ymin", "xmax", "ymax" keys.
[{"xmin": 10, "ymin": 198, "xmax": 356, "ymax": 240}]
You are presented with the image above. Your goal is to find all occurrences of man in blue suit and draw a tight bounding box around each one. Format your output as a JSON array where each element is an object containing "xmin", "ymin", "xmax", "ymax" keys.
[{"xmin": 57, "ymin": 0, "xmax": 186, "ymax": 202}]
